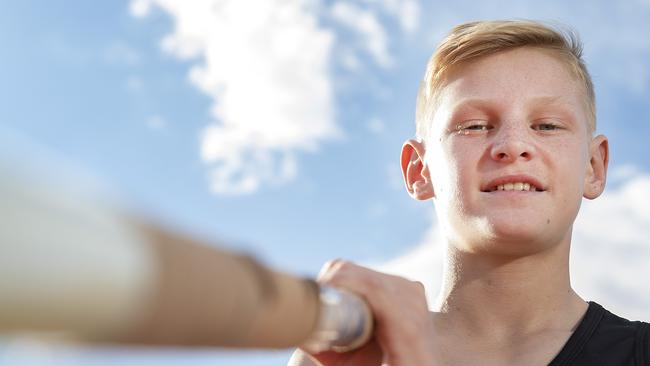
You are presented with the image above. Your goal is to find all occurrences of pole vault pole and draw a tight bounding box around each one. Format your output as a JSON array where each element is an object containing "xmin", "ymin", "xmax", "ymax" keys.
[{"xmin": 0, "ymin": 156, "xmax": 372, "ymax": 353}]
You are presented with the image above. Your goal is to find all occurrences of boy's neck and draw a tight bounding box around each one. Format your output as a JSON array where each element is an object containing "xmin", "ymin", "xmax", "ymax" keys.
[{"xmin": 432, "ymin": 237, "xmax": 587, "ymax": 339}]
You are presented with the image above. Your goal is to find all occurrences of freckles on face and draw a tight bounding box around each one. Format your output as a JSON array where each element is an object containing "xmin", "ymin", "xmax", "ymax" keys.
[{"xmin": 424, "ymin": 47, "xmax": 593, "ymax": 247}]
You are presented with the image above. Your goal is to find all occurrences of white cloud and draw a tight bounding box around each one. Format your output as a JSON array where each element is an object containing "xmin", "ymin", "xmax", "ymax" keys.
[
  {"xmin": 374, "ymin": 224, "xmax": 445, "ymax": 304},
  {"xmin": 331, "ymin": 2, "xmax": 392, "ymax": 68},
  {"xmin": 131, "ymin": 0, "xmax": 418, "ymax": 195},
  {"xmin": 376, "ymin": 169, "xmax": 650, "ymax": 321},
  {"xmin": 571, "ymin": 173, "xmax": 650, "ymax": 319},
  {"xmin": 129, "ymin": 0, "xmax": 154, "ymax": 17},
  {"xmin": 133, "ymin": 0, "xmax": 339, "ymax": 194}
]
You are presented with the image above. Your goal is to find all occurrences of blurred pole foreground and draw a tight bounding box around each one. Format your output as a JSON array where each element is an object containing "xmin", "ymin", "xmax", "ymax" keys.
[{"xmin": 0, "ymin": 142, "xmax": 372, "ymax": 352}]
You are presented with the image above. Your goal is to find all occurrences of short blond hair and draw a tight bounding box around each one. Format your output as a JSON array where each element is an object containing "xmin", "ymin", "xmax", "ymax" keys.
[{"xmin": 415, "ymin": 20, "xmax": 596, "ymax": 138}]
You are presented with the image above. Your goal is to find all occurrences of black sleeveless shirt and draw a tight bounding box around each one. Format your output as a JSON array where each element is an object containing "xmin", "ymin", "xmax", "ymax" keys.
[{"xmin": 548, "ymin": 302, "xmax": 649, "ymax": 365}]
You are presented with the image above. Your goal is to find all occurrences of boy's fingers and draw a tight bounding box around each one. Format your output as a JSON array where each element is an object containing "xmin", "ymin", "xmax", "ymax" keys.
[
  {"xmin": 311, "ymin": 260, "xmax": 435, "ymax": 364},
  {"xmin": 307, "ymin": 338, "xmax": 383, "ymax": 365}
]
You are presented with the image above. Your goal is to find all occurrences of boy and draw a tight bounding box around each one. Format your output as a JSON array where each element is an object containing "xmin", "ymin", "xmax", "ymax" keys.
[{"xmin": 290, "ymin": 20, "xmax": 649, "ymax": 365}]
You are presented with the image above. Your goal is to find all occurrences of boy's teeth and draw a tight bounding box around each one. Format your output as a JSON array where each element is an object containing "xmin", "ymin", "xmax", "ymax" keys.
[{"xmin": 495, "ymin": 182, "xmax": 535, "ymax": 191}]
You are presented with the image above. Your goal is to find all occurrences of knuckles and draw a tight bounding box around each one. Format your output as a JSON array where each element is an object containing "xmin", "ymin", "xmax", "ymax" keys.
[{"xmin": 317, "ymin": 259, "xmax": 429, "ymax": 305}]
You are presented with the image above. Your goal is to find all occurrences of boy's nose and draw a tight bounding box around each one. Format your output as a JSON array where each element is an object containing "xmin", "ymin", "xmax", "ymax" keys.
[{"xmin": 489, "ymin": 128, "xmax": 534, "ymax": 163}]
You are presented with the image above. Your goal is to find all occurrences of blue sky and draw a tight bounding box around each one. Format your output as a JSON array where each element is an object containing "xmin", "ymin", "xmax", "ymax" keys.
[{"xmin": 1, "ymin": 1, "xmax": 650, "ymax": 365}]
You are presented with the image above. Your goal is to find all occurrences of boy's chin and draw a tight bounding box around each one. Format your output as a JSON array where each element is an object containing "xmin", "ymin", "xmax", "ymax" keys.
[{"xmin": 463, "ymin": 220, "xmax": 563, "ymax": 257}]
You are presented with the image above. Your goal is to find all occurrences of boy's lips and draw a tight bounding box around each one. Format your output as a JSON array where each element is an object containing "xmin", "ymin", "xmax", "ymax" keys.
[{"xmin": 481, "ymin": 174, "xmax": 546, "ymax": 193}]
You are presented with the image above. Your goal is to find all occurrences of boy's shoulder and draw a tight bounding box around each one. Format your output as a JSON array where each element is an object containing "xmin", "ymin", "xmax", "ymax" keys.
[{"xmin": 550, "ymin": 301, "xmax": 649, "ymax": 366}]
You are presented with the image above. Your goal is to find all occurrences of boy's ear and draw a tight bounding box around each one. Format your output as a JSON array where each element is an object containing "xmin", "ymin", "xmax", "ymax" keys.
[
  {"xmin": 401, "ymin": 139, "xmax": 434, "ymax": 200},
  {"xmin": 583, "ymin": 135, "xmax": 609, "ymax": 200}
]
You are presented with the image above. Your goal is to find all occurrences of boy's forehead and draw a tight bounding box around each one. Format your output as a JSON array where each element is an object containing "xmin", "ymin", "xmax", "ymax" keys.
[
  {"xmin": 434, "ymin": 48, "xmax": 588, "ymax": 120},
  {"xmin": 445, "ymin": 95, "xmax": 575, "ymax": 114}
]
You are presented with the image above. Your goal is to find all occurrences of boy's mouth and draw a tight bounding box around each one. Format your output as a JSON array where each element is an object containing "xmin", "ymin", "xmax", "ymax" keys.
[
  {"xmin": 491, "ymin": 182, "xmax": 541, "ymax": 192},
  {"xmin": 481, "ymin": 175, "xmax": 546, "ymax": 193}
]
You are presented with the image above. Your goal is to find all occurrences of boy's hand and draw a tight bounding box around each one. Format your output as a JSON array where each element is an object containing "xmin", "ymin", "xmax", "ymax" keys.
[{"xmin": 302, "ymin": 260, "xmax": 435, "ymax": 366}]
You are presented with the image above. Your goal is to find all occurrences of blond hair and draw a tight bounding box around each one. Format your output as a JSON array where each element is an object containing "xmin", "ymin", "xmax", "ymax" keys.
[{"xmin": 415, "ymin": 20, "xmax": 596, "ymax": 138}]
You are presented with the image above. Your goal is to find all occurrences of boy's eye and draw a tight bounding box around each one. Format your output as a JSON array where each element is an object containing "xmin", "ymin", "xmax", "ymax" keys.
[
  {"xmin": 534, "ymin": 123, "xmax": 560, "ymax": 131},
  {"xmin": 466, "ymin": 124, "xmax": 489, "ymax": 130},
  {"xmin": 455, "ymin": 121, "xmax": 492, "ymax": 134}
]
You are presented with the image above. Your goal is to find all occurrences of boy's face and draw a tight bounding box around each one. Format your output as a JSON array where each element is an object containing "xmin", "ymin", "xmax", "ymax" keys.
[{"xmin": 402, "ymin": 47, "xmax": 608, "ymax": 256}]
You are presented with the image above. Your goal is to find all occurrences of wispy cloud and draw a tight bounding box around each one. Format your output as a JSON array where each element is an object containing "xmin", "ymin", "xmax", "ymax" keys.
[
  {"xmin": 376, "ymin": 168, "xmax": 650, "ymax": 321},
  {"xmin": 331, "ymin": 2, "xmax": 393, "ymax": 68},
  {"xmin": 360, "ymin": 0, "xmax": 420, "ymax": 34},
  {"xmin": 131, "ymin": 0, "xmax": 418, "ymax": 194},
  {"xmin": 366, "ymin": 117, "xmax": 385, "ymax": 134},
  {"xmin": 145, "ymin": 115, "xmax": 168, "ymax": 131},
  {"xmin": 124, "ymin": 75, "xmax": 144, "ymax": 93},
  {"xmin": 103, "ymin": 41, "xmax": 143, "ymax": 67}
]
